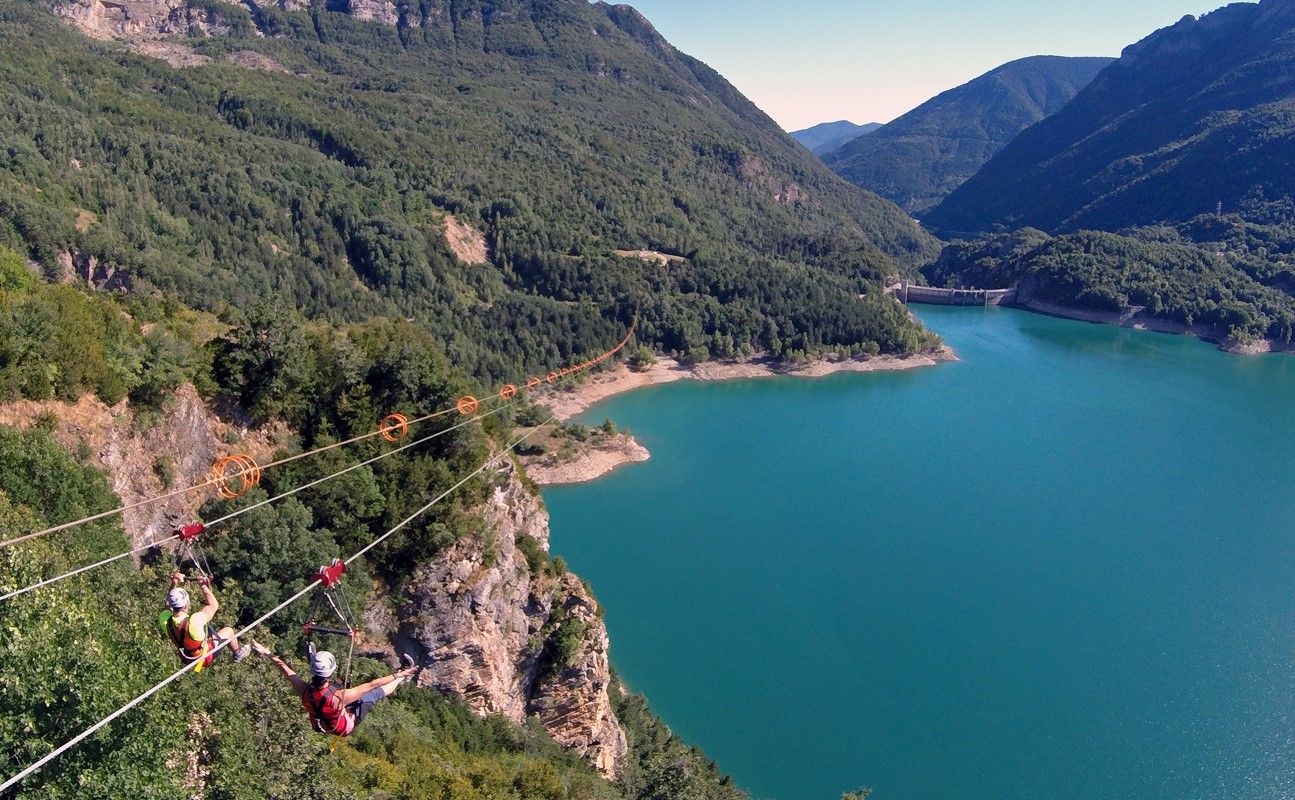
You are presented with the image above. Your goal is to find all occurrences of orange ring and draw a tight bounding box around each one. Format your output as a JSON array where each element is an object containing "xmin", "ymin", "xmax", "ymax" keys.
[
  {"xmin": 546, "ymin": 372, "xmax": 559, "ymax": 384},
  {"xmin": 213, "ymin": 453, "xmax": 261, "ymax": 499},
  {"xmin": 527, "ymin": 377, "xmax": 541, "ymax": 390},
  {"xmin": 457, "ymin": 395, "xmax": 479, "ymax": 416},
  {"xmin": 380, "ymin": 413, "xmax": 409, "ymax": 442},
  {"xmin": 499, "ymin": 384, "xmax": 517, "ymax": 400}
]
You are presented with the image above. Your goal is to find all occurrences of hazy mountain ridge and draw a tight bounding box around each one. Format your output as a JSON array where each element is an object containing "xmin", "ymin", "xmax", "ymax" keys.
[
  {"xmin": 791, "ymin": 120, "xmax": 882, "ymax": 156},
  {"xmin": 824, "ymin": 55, "xmax": 1112, "ymax": 214},
  {"xmin": 925, "ymin": 0, "xmax": 1295, "ymax": 234}
]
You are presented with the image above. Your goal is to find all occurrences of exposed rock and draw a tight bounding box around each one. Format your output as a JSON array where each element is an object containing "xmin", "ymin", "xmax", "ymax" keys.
[
  {"xmin": 56, "ymin": 250, "xmax": 135, "ymax": 291},
  {"xmin": 129, "ymin": 38, "xmax": 210, "ymax": 68},
  {"xmin": 519, "ymin": 429, "xmax": 650, "ymax": 486},
  {"xmin": 0, "ymin": 384, "xmax": 284, "ymax": 548},
  {"xmin": 527, "ymin": 574, "xmax": 627, "ymax": 777},
  {"xmin": 443, "ymin": 214, "xmax": 490, "ymax": 265},
  {"xmin": 398, "ymin": 461, "xmax": 627, "ymax": 777},
  {"xmin": 346, "ymin": 0, "xmax": 397, "ymax": 25},
  {"xmin": 612, "ymin": 249, "xmax": 685, "ymax": 266},
  {"xmin": 49, "ymin": 0, "xmax": 236, "ymax": 39},
  {"xmin": 224, "ymin": 49, "xmax": 289, "ymax": 73}
]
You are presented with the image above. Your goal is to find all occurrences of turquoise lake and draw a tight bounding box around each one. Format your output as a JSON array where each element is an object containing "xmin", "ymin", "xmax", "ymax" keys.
[{"xmin": 543, "ymin": 306, "xmax": 1295, "ymax": 800}]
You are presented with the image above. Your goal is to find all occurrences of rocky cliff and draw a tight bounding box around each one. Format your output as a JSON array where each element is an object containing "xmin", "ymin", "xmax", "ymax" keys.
[
  {"xmin": 396, "ymin": 461, "xmax": 627, "ymax": 777},
  {"xmin": 0, "ymin": 384, "xmax": 283, "ymax": 546},
  {"xmin": 0, "ymin": 387, "xmax": 628, "ymax": 777}
]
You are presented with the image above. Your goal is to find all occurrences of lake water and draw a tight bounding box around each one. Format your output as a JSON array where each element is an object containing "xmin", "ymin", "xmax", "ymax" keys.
[{"xmin": 543, "ymin": 306, "xmax": 1295, "ymax": 800}]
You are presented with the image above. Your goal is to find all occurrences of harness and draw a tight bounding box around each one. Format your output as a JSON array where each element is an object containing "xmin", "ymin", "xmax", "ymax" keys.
[
  {"xmin": 303, "ymin": 682, "xmax": 350, "ymax": 736},
  {"xmin": 166, "ymin": 613, "xmax": 209, "ymax": 663}
]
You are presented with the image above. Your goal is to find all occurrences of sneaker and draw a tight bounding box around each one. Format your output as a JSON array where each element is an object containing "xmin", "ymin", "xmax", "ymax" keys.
[
  {"xmin": 232, "ymin": 644, "xmax": 252, "ymax": 664},
  {"xmin": 398, "ymin": 653, "xmax": 418, "ymax": 677}
]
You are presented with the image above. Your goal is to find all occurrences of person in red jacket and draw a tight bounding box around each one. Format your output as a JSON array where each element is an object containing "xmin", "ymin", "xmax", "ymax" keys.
[{"xmin": 252, "ymin": 641, "xmax": 417, "ymax": 735}]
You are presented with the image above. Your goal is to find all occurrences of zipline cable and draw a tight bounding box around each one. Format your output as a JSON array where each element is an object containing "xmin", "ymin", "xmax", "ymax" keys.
[
  {"xmin": 0, "ymin": 421, "xmax": 551, "ymax": 795},
  {"xmin": 0, "ymin": 398, "xmax": 522, "ymax": 604},
  {"xmin": 0, "ymin": 311, "xmax": 636, "ymax": 552}
]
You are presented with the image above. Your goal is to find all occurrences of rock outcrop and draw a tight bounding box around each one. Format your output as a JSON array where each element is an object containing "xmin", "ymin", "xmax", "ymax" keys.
[
  {"xmin": 49, "ymin": 0, "xmax": 239, "ymax": 40},
  {"xmin": 0, "ymin": 384, "xmax": 283, "ymax": 548},
  {"xmin": 398, "ymin": 461, "xmax": 628, "ymax": 777}
]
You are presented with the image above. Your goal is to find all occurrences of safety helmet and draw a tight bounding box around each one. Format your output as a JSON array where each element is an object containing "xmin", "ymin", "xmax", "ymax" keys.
[
  {"xmin": 167, "ymin": 587, "xmax": 190, "ymax": 610},
  {"xmin": 310, "ymin": 650, "xmax": 338, "ymax": 678}
]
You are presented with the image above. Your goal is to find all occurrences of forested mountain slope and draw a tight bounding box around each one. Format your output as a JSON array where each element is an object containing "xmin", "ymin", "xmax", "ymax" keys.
[
  {"xmin": 791, "ymin": 121, "xmax": 881, "ymax": 156},
  {"xmin": 823, "ymin": 56, "xmax": 1111, "ymax": 215},
  {"xmin": 0, "ymin": 0, "xmax": 939, "ymax": 385},
  {"xmin": 925, "ymin": 0, "xmax": 1295, "ymax": 235},
  {"xmin": 0, "ymin": 261, "xmax": 752, "ymax": 798}
]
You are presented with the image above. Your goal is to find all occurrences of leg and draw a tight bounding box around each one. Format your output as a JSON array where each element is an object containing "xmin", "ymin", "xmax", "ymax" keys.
[
  {"xmin": 215, "ymin": 626, "xmax": 241, "ymax": 652},
  {"xmin": 213, "ymin": 626, "xmax": 251, "ymax": 663},
  {"xmin": 377, "ymin": 674, "xmax": 408, "ymax": 699}
]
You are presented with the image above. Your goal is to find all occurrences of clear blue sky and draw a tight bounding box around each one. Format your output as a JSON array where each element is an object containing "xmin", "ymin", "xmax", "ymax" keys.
[{"xmin": 615, "ymin": 0, "xmax": 1229, "ymax": 130}]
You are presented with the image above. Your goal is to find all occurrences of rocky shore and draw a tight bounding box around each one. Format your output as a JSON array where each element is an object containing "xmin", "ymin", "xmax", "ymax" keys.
[
  {"xmin": 542, "ymin": 348, "xmax": 957, "ymax": 422},
  {"xmin": 1017, "ymin": 298, "xmax": 1295, "ymax": 355}
]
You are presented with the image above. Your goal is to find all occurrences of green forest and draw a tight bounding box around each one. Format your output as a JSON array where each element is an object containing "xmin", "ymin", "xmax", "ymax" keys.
[
  {"xmin": 0, "ymin": 0, "xmax": 939, "ymax": 384},
  {"xmin": 0, "ymin": 270, "xmax": 748, "ymax": 798},
  {"xmin": 924, "ymin": 209, "xmax": 1295, "ymax": 345}
]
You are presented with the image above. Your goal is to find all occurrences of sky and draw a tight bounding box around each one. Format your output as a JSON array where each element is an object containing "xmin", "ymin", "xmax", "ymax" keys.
[{"xmin": 615, "ymin": 0, "xmax": 1230, "ymax": 131}]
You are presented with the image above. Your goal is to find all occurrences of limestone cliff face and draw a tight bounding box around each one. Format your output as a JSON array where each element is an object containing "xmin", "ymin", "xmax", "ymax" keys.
[
  {"xmin": 397, "ymin": 461, "xmax": 628, "ymax": 778},
  {"xmin": 50, "ymin": 0, "xmax": 239, "ymax": 40},
  {"xmin": 0, "ymin": 384, "xmax": 281, "ymax": 548}
]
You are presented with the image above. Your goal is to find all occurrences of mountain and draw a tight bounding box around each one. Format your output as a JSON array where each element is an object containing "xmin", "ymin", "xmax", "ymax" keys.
[
  {"xmin": 925, "ymin": 0, "xmax": 1295, "ymax": 235},
  {"xmin": 791, "ymin": 120, "xmax": 882, "ymax": 156},
  {"xmin": 0, "ymin": 0, "xmax": 940, "ymax": 388},
  {"xmin": 824, "ymin": 55, "xmax": 1113, "ymax": 215}
]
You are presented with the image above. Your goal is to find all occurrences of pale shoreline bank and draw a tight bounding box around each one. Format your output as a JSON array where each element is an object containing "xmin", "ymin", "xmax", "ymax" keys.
[
  {"xmin": 524, "ymin": 347, "xmax": 956, "ymax": 485},
  {"xmin": 542, "ymin": 347, "xmax": 957, "ymax": 422},
  {"xmin": 1016, "ymin": 299, "xmax": 1295, "ymax": 356}
]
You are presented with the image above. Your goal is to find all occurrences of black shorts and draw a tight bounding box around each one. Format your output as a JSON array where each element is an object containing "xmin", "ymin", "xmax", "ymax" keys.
[{"xmin": 345, "ymin": 687, "xmax": 386, "ymax": 728}]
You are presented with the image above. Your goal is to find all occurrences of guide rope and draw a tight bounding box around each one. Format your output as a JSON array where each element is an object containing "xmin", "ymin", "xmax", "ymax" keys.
[
  {"xmin": 0, "ymin": 398, "xmax": 521, "ymax": 604},
  {"xmin": 0, "ymin": 421, "xmax": 552, "ymax": 794},
  {"xmin": 0, "ymin": 310, "xmax": 636, "ymax": 550}
]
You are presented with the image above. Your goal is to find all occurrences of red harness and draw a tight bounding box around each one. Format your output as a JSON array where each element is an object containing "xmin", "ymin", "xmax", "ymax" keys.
[{"xmin": 303, "ymin": 682, "xmax": 350, "ymax": 736}]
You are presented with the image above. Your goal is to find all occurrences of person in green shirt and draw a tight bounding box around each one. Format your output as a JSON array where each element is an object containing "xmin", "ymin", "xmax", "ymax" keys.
[{"xmin": 158, "ymin": 572, "xmax": 250, "ymax": 672}]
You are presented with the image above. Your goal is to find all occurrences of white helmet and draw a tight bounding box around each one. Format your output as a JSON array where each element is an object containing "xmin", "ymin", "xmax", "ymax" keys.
[
  {"xmin": 310, "ymin": 650, "xmax": 338, "ymax": 678},
  {"xmin": 167, "ymin": 587, "xmax": 190, "ymax": 610}
]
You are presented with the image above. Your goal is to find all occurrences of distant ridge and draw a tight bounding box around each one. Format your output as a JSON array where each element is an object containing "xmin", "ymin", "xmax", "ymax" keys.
[
  {"xmin": 791, "ymin": 120, "xmax": 882, "ymax": 156},
  {"xmin": 925, "ymin": 0, "xmax": 1295, "ymax": 234},
  {"xmin": 824, "ymin": 55, "xmax": 1113, "ymax": 214}
]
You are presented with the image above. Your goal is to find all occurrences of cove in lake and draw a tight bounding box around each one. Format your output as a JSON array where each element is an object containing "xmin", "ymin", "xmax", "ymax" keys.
[{"xmin": 543, "ymin": 306, "xmax": 1295, "ymax": 800}]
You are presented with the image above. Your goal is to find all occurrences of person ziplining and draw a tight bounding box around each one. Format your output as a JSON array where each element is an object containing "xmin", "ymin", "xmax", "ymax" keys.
[
  {"xmin": 251, "ymin": 641, "xmax": 418, "ymax": 736},
  {"xmin": 158, "ymin": 572, "xmax": 251, "ymax": 670}
]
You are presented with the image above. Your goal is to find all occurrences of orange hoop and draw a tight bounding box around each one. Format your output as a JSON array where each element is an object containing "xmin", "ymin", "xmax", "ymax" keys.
[
  {"xmin": 457, "ymin": 395, "xmax": 480, "ymax": 416},
  {"xmin": 213, "ymin": 454, "xmax": 261, "ymax": 499},
  {"xmin": 379, "ymin": 413, "xmax": 409, "ymax": 442},
  {"xmin": 527, "ymin": 377, "xmax": 541, "ymax": 391},
  {"xmin": 499, "ymin": 384, "xmax": 517, "ymax": 400},
  {"xmin": 546, "ymin": 372, "xmax": 559, "ymax": 384}
]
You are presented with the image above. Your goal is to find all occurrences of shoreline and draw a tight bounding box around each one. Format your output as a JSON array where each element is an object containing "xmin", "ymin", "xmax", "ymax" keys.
[
  {"xmin": 520, "ymin": 430, "xmax": 650, "ymax": 486},
  {"xmin": 524, "ymin": 348, "xmax": 954, "ymax": 486},
  {"xmin": 542, "ymin": 347, "xmax": 957, "ymax": 422},
  {"xmin": 1014, "ymin": 299, "xmax": 1295, "ymax": 356}
]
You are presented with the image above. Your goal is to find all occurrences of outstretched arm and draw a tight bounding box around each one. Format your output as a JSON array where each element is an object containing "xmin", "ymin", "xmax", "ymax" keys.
[{"xmin": 252, "ymin": 642, "xmax": 309, "ymax": 694}]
